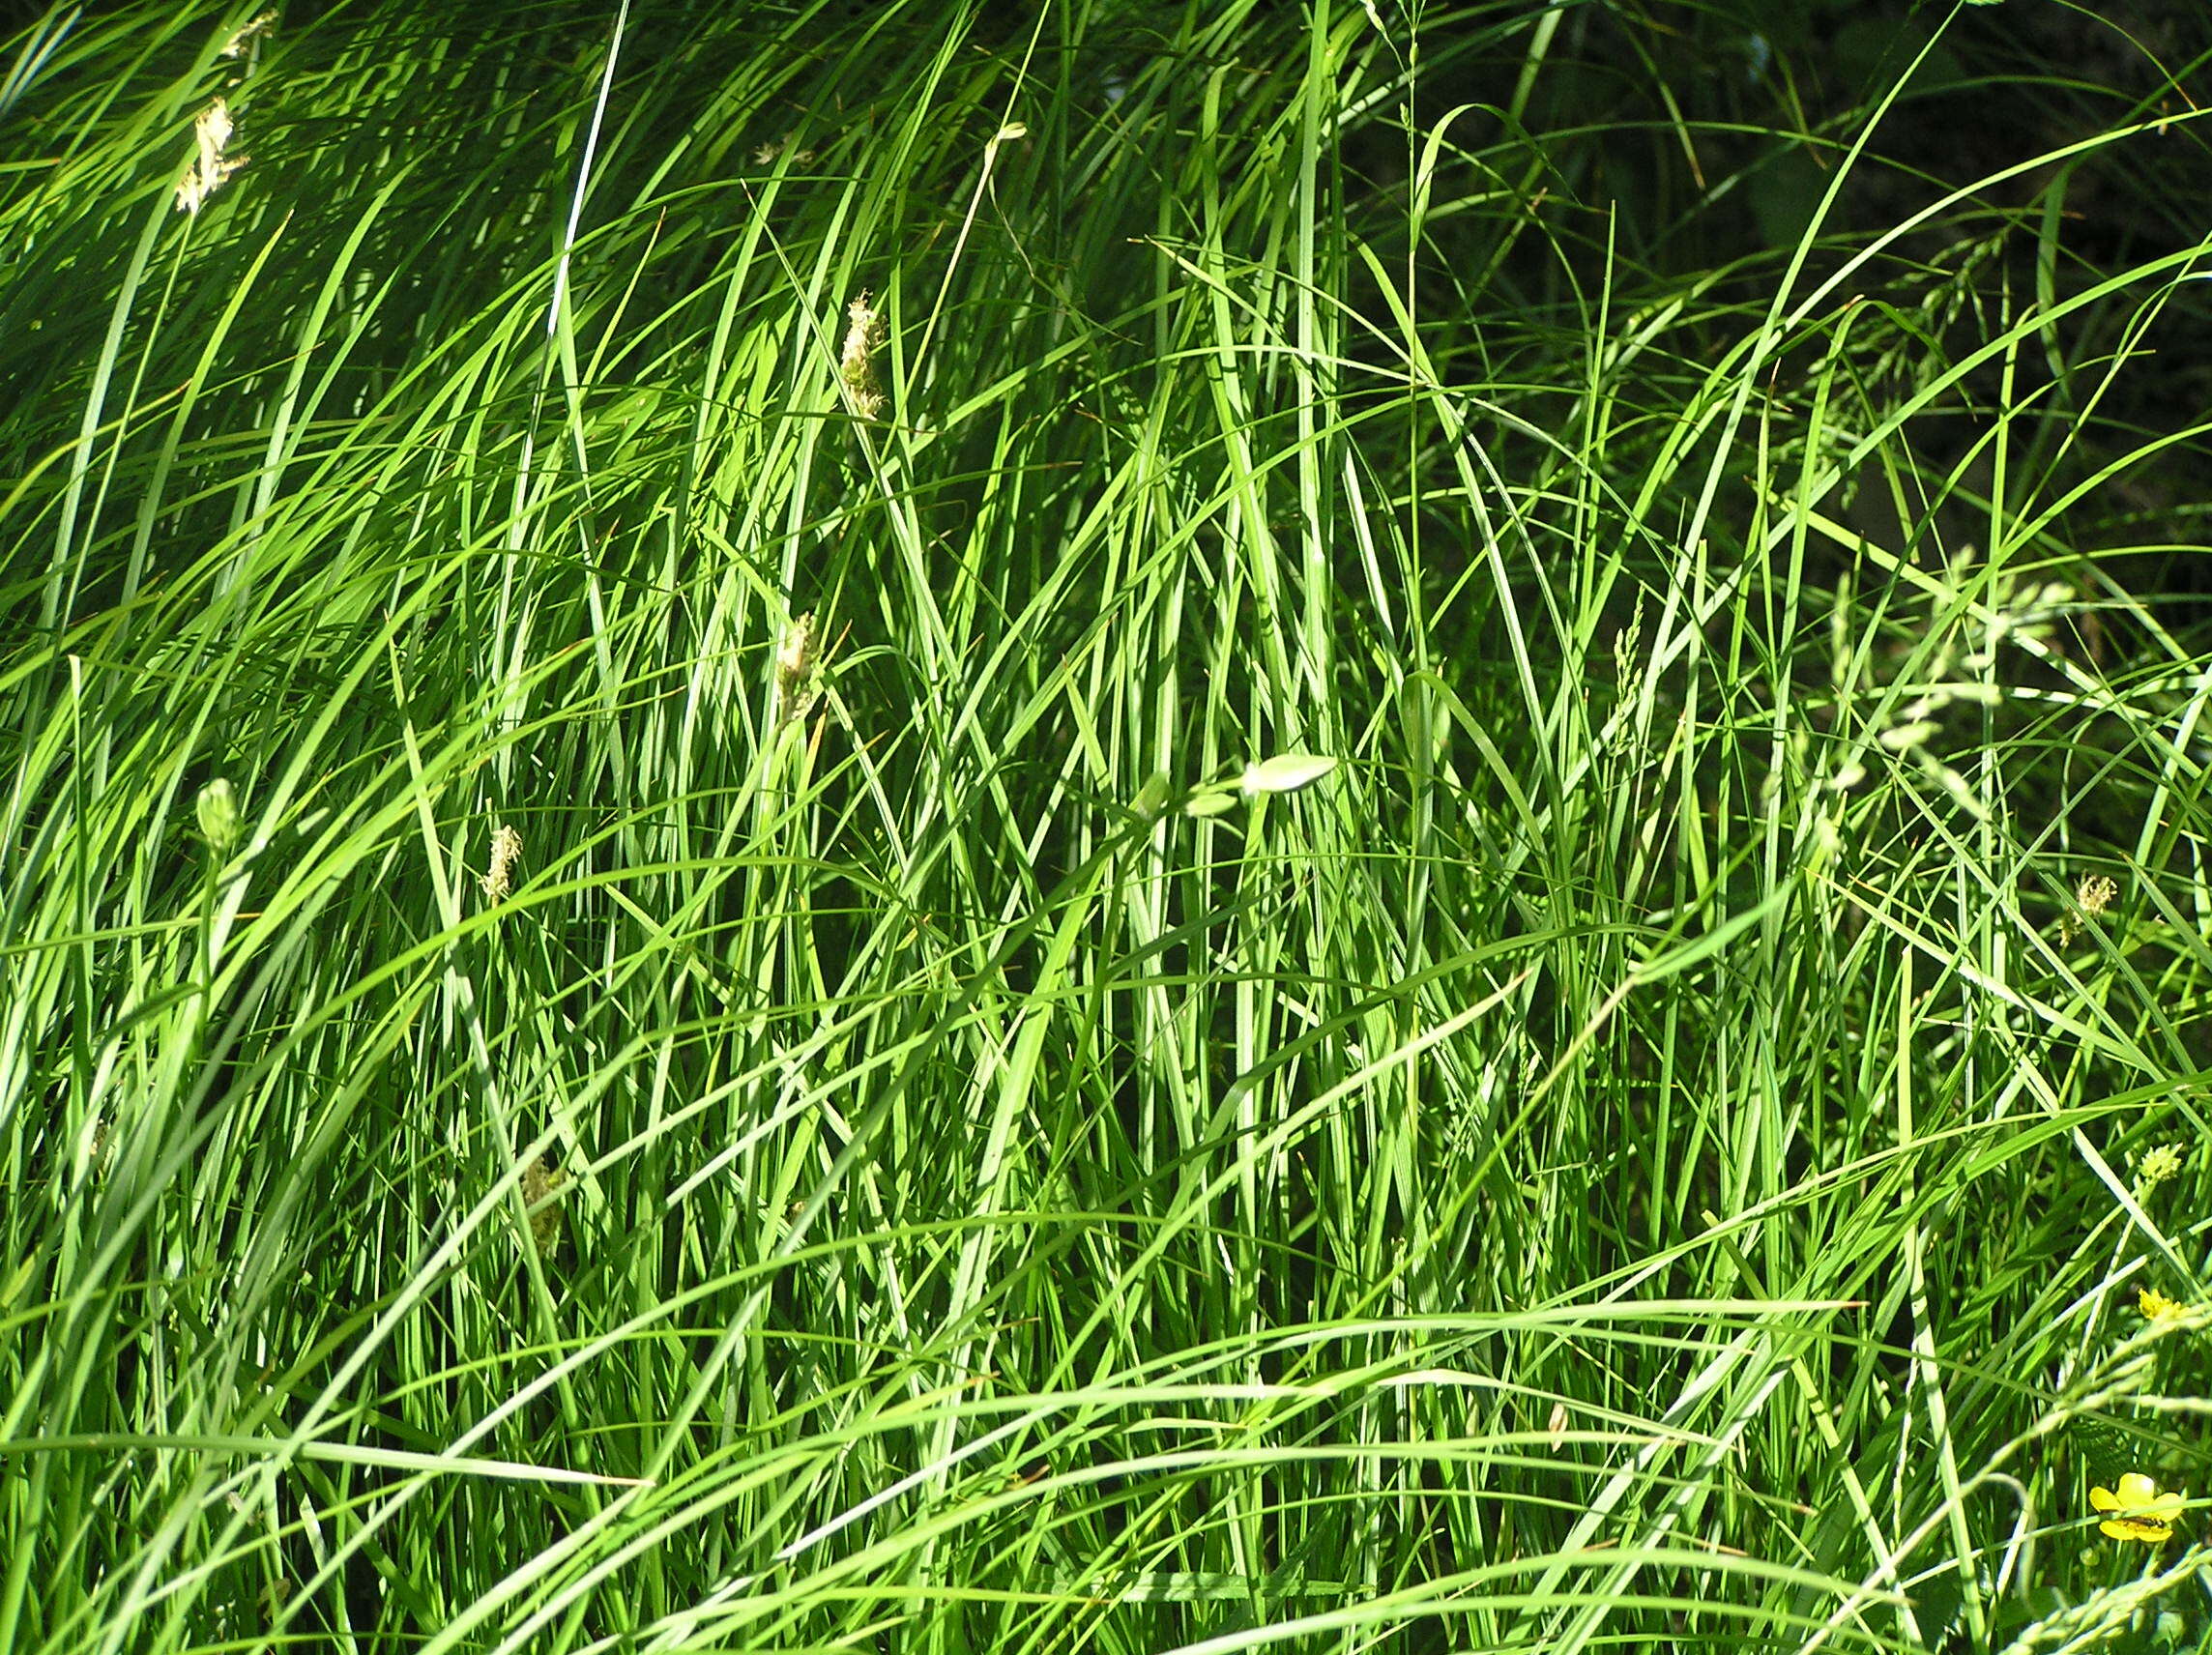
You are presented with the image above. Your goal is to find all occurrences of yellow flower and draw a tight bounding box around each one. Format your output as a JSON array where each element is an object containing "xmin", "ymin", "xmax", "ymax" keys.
[
  {"xmin": 2090, "ymin": 1472, "xmax": 2183, "ymax": 1543},
  {"xmin": 2139, "ymin": 1286, "xmax": 2188, "ymax": 1324}
]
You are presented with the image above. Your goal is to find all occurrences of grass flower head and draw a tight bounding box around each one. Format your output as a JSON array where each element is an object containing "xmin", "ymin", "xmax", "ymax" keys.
[
  {"xmin": 175, "ymin": 98, "xmax": 247, "ymax": 215},
  {"xmin": 480, "ymin": 824, "xmax": 522, "ymax": 903},
  {"xmin": 2137, "ymin": 1143, "xmax": 2185, "ymax": 1186}
]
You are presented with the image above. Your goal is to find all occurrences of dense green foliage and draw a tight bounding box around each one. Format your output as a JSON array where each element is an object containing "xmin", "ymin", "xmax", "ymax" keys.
[{"xmin": 6, "ymin": 1, "xmax": 2212, "ymax": 1649}]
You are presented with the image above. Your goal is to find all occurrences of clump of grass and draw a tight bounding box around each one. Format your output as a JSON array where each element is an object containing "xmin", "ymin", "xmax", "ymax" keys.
[{"xmin": 3, "ymin": 2, "xmax": 2210, "ymax": 1651}]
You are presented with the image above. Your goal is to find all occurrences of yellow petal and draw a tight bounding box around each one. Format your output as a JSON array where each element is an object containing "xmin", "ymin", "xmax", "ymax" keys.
[{"xmin": 2100, "ymin": 1514, "xmax": 2174, "ymax": 1543}]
